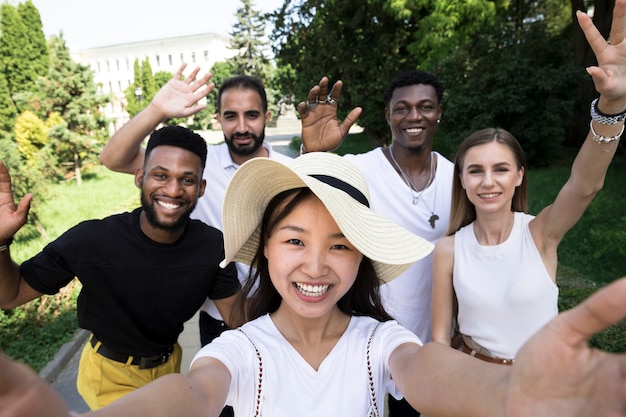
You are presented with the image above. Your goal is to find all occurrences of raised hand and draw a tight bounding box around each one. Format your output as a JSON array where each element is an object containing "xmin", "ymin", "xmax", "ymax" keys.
[
  {"xmin": 0, "ymin": 161, "xmax": 31, "ymax": 243},
  {"xmin": 506, "ymin": 276, "xmax": 626, "ymax": 417},
  {"xmin": 578, "ymin": 0, "xmax": 626, "ymax": 111},
  {"xmin": 298, "ymin": 77, "xmax": 362, "ymax": 152},
  {"xmin": 150, "ymin": 63, "xmax": 215, "ymax": 119}
]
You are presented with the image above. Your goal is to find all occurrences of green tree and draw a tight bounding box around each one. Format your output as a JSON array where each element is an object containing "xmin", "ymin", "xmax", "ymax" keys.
[
  {"xmin": 14, "ymin": 110, "xmax": 47, "ymax": 166},
  {"xmin": 271, "ymin": 0, "xmax": 432, "ymax": 146},
  {"xmin": 433, "ymin": 0, "xmax": 581, "ymax": 166},
  {"xmin": 0, "ymin": 3, "xmax": 30, "ymax": 108},
  {"xmin": 31, "ymin": 35, "xmax": 110, "ymax": 184},
  {"xmin": 124, "ymin": 58, "xmax": 157, "ymax": 117},
  {"xmin": 124, "ymin": 59, "xmax": 143, "ymax": 117},
  {"xmin": 140, "ymin": 57, "xmax": 157, "ymax": 103},
  {"xmin": 0, "ymin": 1, "xmax": 48, "ymax": 109},
  {"xmin": 0, "ymin": 71, "xmax": 17, "ymax": 131},
  {"xmin": 271, "ymin": 0, "xmax": 588, "ymax": 155},
  {"xmin": 17, "ymin": 0, "xmax": 49, "ymax": 79},
  {"xmin": 228, "ymin": 0, "xmax": 272, "ymax": 81}
]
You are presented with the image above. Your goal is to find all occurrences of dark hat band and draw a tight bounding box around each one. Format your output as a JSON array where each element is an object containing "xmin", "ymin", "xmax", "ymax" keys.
[{"xmin": 309, "ymin": 174, "xmax": 370, "ymax": 207}]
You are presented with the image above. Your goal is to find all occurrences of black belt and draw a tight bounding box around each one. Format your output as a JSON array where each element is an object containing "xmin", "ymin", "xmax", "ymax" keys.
[{"xmin": 90, "ymin": 335, "xmax": 174, "ymax": 369}]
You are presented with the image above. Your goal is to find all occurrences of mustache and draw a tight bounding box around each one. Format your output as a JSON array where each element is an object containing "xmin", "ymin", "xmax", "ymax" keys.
[{"xmin": 231, "ymin": 132, "xmax": 259, "ymax": 140}]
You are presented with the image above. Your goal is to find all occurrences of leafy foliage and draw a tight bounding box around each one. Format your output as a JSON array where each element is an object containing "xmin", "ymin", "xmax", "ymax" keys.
[
  {"xmin": 271, "ymin": 0, "xmax": 430, "ymax": 146},
  {"xmin": 29, "ymin": 35, "xmax": 110, "ymax": 182},
  {"xmin": 271, "ymin": 0, "xmax": 593, "ymax": 155},
  {"xmin": 17, "ymin": 0, "xmax": 49, "ymax": 79},
  {"xmin": 0, "ymin": 0, "xmax": 48, "ymax": 105},
  {"xmin": 14, "ymin": 111, "xmax": 48, "ymax": 164},
  {"xmin": 437, "ymin": 16, "xmax": 582, "ymax": 166}
]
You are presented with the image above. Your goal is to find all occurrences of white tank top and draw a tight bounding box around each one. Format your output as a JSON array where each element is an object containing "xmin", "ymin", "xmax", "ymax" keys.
[{"xmin": 454, "ymin": 212, "xmax": 558, "ymax": 358}]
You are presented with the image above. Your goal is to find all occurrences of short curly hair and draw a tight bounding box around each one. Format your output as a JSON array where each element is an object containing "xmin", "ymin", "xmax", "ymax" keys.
[
  {"xmin": 383, "ymin": 70, "xmax": 444, "ymax": 106},
  {"xmin": 145, "ymin": 126, "xmax": 207, "ymax": 168}
]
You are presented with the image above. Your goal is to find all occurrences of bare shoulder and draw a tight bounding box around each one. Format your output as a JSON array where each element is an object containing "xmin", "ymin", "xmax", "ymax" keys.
[{"xmin": 434, "ymin": 234, "xmax": 455, "ymax": 256}]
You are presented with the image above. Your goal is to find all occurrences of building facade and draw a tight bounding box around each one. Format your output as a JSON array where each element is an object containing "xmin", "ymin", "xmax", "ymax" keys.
[{"xmin": 79, "ymin": 33, "xmax": 235, "ymax": 132}]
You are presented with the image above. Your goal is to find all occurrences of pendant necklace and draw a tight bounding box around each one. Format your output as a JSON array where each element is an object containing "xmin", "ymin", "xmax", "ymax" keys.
[{"xmin": 389, "ymin": 146, "xmax": 439, "ymax": 229}]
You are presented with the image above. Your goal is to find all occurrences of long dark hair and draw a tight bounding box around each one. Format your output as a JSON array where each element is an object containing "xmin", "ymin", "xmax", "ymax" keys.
[{"xmin": 230, "ymin": 188, "xmax": 393, "ymax": 327}]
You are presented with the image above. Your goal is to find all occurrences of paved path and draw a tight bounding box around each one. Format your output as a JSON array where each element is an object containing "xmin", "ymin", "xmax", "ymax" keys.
[{"xmin": 45, "ymin": 128, "xmax": 300, "ymax": 412}]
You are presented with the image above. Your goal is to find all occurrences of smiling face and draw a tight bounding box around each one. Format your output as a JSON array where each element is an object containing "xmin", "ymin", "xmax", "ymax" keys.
[
  {"xmin": 135, "ymin": 145, "xmax": 206, "ymax": 242},
  {"xmin": 459, "ymin": 141, "xmax": 524, "ymax": 214},
  {"xmin": 385, "ymin": 84, "xmax": 442, "ymax": 152},
  {"xmin": 217, "ymin": 88, "xmax": 271, "ymax": 159},
  {"xmin": 263, "ymin": 194, "xmax": 363, "ymax": 320}
]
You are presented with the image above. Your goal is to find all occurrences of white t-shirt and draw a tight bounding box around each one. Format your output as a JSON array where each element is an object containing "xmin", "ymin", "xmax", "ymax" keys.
[
  {"xmin": 193, "ymin": 142, "xmax": 292, "ymax": 319},
  {"xmin": 454, "ymin": 212, "xmax": 559, "ymax": 358},
  {"xmin": 191, "ymin": 315, "xmax": 420, "ymax": 417},
  {"xmin": 344, "ymin": 149, "xmax": 454, "ymax": 342}
]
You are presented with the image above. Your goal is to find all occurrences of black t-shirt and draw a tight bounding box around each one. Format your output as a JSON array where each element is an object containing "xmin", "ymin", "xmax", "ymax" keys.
[{"xmin": 21, "ymin": 208, "xmax": 239, "ymax": 356}]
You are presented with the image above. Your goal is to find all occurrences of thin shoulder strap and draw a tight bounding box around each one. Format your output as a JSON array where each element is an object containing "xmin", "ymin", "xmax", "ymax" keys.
[
  {"xmin": 237, "ymin": 328, "xmax": 264, "ymax": 417},
  {"xmin": 367, "ymin": 322, "xmax": 383, "ymax": 417}
]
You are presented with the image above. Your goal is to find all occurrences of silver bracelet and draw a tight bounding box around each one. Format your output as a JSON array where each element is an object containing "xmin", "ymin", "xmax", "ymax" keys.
[
  {"xmin": 590, "ymin": 98, "xmax": 626, "ymax": 125},
  {"xmin": 590, "ymin": 120, "xmax": 624, "ymax": 144}
]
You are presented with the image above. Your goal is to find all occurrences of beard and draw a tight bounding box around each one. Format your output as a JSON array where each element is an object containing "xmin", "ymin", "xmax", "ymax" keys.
[
  {"xmin": 225, "ymin": 130, "xmax": 265, "ymax": 156},
  {"xmin": 140, "ymin": 192, "xmax": 196, "ymax": 233}
]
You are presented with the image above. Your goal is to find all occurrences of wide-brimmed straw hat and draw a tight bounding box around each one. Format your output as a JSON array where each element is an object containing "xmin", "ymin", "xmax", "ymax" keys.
[{"xmin": 220, "ymin": 152, "xmax": 433, "ymax": 283}]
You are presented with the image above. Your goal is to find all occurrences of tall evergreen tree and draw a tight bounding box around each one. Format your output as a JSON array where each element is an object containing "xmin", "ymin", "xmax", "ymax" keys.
[
  {"xmin": 17, "ymin": 0, "xmax": 49, "ymax": 79},
  {"xmin": 0, "ymin": 1, "xmax": 48, "ymax": 108},
  {"xmin": 124, "ymin": 58, "xmax": 157, "ymax": 117},
  {"xmin": 140, "ymin": 57, "xmax": 157, "ymax": 104},
  {"xmin": 228, "ymin": 0, "xmax": 272, "ymax": 81},
  {"xmin": 33, "ymin": 34, "xmax": 109, "ymax": 184},
  {"xmin": 0, "ymin": 3, "xmax": 32, "ymax": 109}
]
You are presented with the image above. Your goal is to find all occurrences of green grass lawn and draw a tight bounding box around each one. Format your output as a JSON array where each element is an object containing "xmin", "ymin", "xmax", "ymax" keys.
[{"xmin": 3, "ymin": 137, "xmax": 625, "ymax": 371}]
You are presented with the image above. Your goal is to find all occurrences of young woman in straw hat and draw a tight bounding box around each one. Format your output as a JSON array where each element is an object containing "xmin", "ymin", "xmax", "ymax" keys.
[
  {"xmin": 4, "ymin": 152, "xmax": 626, "ymax": 416},
  {"xmin": 431, "ymin": 7, "xmax": 625, "ymax": 364}
]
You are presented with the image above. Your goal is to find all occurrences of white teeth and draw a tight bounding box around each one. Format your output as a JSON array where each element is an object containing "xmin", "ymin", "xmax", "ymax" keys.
[
  {"xmin": 480, "ymin": 193, "xmax": 499, "ymax": 199},
  {"xmin": 157, "ymin": 200, "xmax": 181, "ymax": 210},
  {"xmin": 295, "ymin": 283, "xmax": 331, "ymax": 297},
  {"xmin": 405, "ymin": 128, "xmax": 423, "ymax": 134}
]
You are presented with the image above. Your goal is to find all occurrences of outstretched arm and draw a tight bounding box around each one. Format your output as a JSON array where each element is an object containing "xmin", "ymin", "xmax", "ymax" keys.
[
  {"xmin": 533, "ymin": 4, "xmax": 626, "ymax": 251},
  {"xmin": 297, "ymin": 76, "xmax": 362, "ymax": 152},
  {"xmin": 0, "ymin": 161, "xmax": 41, "ymax": 309},
  {"xmin": 0, "ymin": 352, "xmax": 71, "ymax": 417},
  {"xmin": 99, "ymin": 64, "xmax": 214, "ymax": 174},
  {"xmin": 392, "ymin": 276, "xmax": 626, "ymax": 417},
  {"xmin": 504, "ymin": 275, "xmax": 626, "ymax": 417}
]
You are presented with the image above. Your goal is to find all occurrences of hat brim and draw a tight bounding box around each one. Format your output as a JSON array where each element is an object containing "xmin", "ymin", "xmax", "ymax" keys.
[{"xmin": 220, "ymin": 154, "xmax": 433, "ymax": 283}]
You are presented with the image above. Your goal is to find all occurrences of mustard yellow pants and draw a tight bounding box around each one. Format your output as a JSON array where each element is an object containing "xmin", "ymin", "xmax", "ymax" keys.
[{"xmin": 76, "ymin": 337, "xmax": 182, "ymax": 410}]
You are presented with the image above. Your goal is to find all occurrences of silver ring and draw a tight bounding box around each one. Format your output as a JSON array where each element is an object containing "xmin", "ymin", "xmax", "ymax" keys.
[
  {"xmin": 306, "ymin": 99, "xmax": 319, "ymax": 110},
  {"xmin": 326, "ymin": 95, "xmax": 337, "ymax": 106}
]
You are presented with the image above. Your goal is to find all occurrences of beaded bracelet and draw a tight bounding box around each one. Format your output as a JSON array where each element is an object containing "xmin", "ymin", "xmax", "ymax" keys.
[
  {"xmin": 590, "ymin": 98, "xmax": 626, "ymax": 125},
  {"xmin": 590, "ymin": 120, "xmax": 624, "ymax": 144}
]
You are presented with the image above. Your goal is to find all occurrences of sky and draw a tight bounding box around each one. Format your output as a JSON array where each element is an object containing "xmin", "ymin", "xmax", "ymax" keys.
[{"xmin": 28, "ymin": 0, "xmax": 286, "ymax": 50}]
